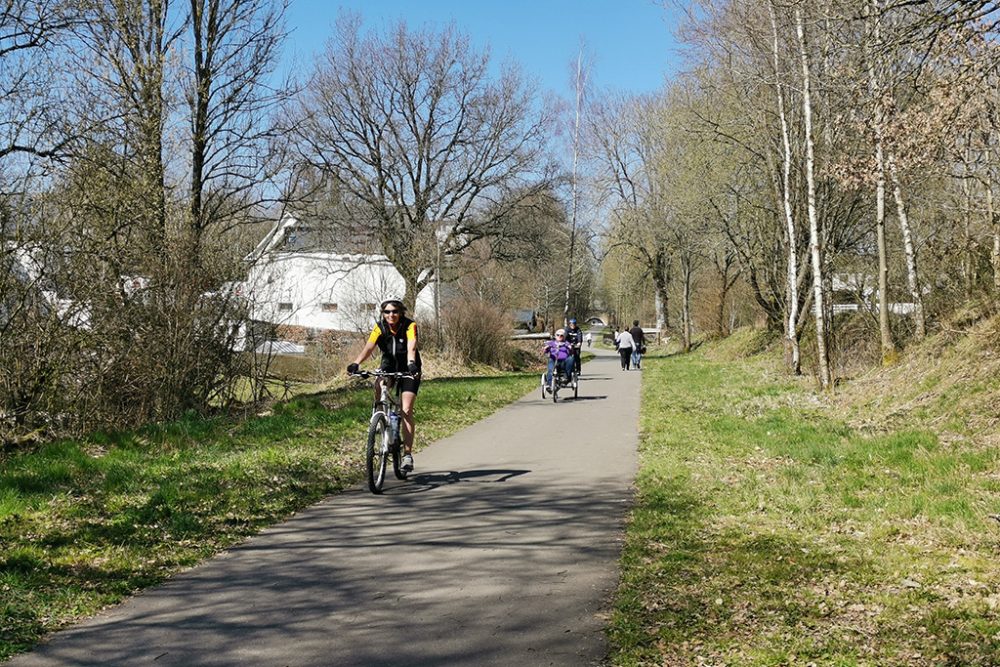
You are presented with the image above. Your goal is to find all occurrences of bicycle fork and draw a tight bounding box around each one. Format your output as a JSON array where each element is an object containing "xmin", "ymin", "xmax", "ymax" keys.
[{"xmin": 370, "ymin": 410, "xmax": 391, "ymax": 454}]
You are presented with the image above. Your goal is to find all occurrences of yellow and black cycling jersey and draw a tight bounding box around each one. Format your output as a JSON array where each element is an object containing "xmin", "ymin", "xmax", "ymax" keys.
[{"xmin": 367, "ymin": 316, "xmax": 421, "ymax": 373}]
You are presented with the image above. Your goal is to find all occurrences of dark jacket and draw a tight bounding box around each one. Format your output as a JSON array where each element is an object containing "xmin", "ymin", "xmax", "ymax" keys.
[
  {"xmin": 629, "ymin": 326, "xmax": 645, "ymax": 348},
  {"xmin": 565, "ymin": 326, "xmax": 584, "ymax": 348}
]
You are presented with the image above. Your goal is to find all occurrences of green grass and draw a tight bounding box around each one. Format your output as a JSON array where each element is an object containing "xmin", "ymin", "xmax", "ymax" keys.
[
  {"xmin": 0, "ymin": 373, "xmax": 537, "ymax": 660},
  {"xmin": 608, "ymin": 350, "xmax": 1000, "ymax": 666}
]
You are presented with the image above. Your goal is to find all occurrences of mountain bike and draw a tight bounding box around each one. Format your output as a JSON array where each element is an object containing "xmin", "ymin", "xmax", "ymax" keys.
[{"xmin": 350, "ymin": 369, "xmax": 415, "ymax": 494}]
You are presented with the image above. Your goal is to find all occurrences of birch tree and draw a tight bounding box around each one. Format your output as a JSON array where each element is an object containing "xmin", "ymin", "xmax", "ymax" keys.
[
  {"xmin": 864, "ymin": 0, "xmax": 897, "ymax": 361},
  {"xmin": 796, "ymin": 5, "xmax": 832, "ymax": 389},
  {"xmin": 769, "ymin": 0, "xmax": 803, "ymax": 372}
]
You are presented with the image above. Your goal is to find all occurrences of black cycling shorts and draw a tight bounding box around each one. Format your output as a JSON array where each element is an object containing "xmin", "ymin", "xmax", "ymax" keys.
[
  {"xmin": 378, "ymin": 374, "xmax": 421, "ymax": 396},
  {"xmin": 398, "ymin": 374, "xmax": 420, "ymax": 395}
]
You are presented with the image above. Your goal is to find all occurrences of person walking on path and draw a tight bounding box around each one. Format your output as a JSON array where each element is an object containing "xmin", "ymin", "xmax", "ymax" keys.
[
  {"xmin": 616, "ymin": 327, "xmax": 635, "ymax": 370},
  {"xmin": 629, "ymin": 320, "xmax": 645, "ymax": 370}
]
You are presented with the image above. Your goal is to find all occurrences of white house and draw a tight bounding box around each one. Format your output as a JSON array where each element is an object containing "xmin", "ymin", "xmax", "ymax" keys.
[
  {"xmin": 243, "ymin": 215, "xmax": 436, "ymax": 333},
  {"xmin": 830, "ymin": 273, "xmax": 918, "ymax": 316},
  {"xmin": 3, "ymin": 244, "xmax": 91, "ymax": 329}
]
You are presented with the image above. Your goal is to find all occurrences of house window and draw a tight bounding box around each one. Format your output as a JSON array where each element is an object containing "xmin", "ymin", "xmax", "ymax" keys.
[
  {"xmin": 278, "ymin": 302, "xmax": 293, "ymax": 312},
  {"xmin": 361, "ymin": 303, "xmax": 377, "ymax": 312},
  {"xmin": 321, "ymin": 302, "xmax": 338, "ymax": 313}
]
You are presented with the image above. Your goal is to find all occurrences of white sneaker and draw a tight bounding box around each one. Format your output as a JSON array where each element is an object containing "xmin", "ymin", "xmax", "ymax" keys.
[{"xmin": 401, "ymin": 454, "xmax": 414, "ymax": 472}]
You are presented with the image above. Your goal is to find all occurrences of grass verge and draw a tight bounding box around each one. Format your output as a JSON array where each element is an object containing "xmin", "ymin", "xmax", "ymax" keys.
[
  {"xmin": 0, "ymin": 372, "xmax": 537, "ymax": 661},
  {"xmin": 608, "ymin": 350, "xmax": 1000, "ymax": 666}
]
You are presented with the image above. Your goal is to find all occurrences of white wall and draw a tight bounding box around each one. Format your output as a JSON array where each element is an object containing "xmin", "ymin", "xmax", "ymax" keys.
[{"xmin": 245, "ymin": 251, "xmax": 436, "ymax": 333}]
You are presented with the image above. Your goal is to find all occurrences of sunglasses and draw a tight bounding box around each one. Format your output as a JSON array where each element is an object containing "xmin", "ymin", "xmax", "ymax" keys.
[
  {"xmin": 556, "ymin": 334, "xmax": 565, "ymax": 337},
  {"xmin": 382, "ymin": 309, "xmax": 400, "ymax": 314}
]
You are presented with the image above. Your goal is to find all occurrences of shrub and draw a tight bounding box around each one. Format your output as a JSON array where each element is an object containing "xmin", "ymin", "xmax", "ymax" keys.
[{"xmin": 442, "ymin": 299, "xmax": 513, "ymax": 367}]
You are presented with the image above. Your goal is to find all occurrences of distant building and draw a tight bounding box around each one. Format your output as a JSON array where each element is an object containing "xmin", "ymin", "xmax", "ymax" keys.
[
  {"xmin": 243, "ymin": 215, "xmax": 436, "ymax": 333},
  {"xmin": 512, "ymin": 308, "xmax": 537, "ymax": 331},
  {"xmin": 831, "ymin": 273, "xmax": 918, "ymax": 316}
]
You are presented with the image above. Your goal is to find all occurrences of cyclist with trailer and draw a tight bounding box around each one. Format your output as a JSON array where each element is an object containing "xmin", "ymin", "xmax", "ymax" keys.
[
  {"xmin": 347, "ymin": 298, "xmax": 421, "ymax": 472},
  {"xmin": 542, "ymin": 328, "xmax": 575, "ymax": 393}
]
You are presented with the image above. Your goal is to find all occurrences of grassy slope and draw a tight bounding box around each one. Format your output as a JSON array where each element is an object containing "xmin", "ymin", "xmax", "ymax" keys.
[
  {"xmin": 609, "ymin": 327, "xmax": 1000, "ymax": 666},
  {"xmin": 0, "ymin": 373, "xmax": 538, "ymax": 660},
  {"xmin": 832, "ymin": 315, "xmax": 1000, "ymax": 441}
]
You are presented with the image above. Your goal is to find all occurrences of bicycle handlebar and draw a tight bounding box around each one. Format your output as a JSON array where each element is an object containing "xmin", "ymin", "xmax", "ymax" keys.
[{"xmin": 349, "ymin": 369, "xmax": 417, "ymax": 380}]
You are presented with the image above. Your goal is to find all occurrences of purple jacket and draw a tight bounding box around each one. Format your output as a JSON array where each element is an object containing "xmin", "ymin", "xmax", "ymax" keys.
[{"xmin": 544, "ymin": 340, "xmax": 573, "ymax": 360}]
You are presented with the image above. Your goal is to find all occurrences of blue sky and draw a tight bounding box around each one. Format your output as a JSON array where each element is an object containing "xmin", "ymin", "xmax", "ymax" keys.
[{"xmin": 281, "ymin": 0, "xmax": 683, "ymax": 99}]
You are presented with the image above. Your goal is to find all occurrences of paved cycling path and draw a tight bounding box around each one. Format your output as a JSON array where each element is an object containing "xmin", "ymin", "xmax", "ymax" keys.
[{"xmin": 9, "ymin": 346, "xmax": 640, "ymax": 667}]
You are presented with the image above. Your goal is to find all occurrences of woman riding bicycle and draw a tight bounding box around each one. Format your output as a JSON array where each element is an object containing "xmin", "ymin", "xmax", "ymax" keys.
[{"xmin": 347, "ymin": 299, "xmax": 421, "ymax": 472}]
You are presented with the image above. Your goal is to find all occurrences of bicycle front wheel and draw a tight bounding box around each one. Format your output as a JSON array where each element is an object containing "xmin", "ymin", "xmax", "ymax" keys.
[{"xmin": 366, "ymin": 413, "xmax": 390, "ymax": 494}]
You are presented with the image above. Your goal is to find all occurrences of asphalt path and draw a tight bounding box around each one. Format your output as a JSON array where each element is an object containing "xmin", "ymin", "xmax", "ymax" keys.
[{"xmin": 9, "ymin": 345, "xmax": 640, "ymax": 667}]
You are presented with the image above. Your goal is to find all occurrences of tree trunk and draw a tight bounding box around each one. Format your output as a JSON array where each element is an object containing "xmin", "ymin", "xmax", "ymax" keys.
[
  {"xmin": 653, "ymin": 248, "xmax": 671, "ymax": 330},
  {"xmin": 563, "ymin": 49, "xmax": 586, "ymax": 325},
  {"xmin": 886, "ymin": 152, "xmax": 926, "ymax": 339},
  {"xmin": 716, "ymin": 270, "xmax": 728, "ymax": 337},
  {"xmin": 189, "ymin": 0, "xmax": 211, "ymax": 267},
  {"xmin": 866, "ymin": 0, "xmax": 896, "ymax": 362},
  {"xmin": 403, "ymin": 272, "xmax": 421, "ymax": 315},
  {"xmin": 875, "ymin": 146, "xmax": 895, "ymax": 358},
  {"xmin": 796, "ymin": 7, "xmax": 832, "ymax": 390},
  {"xmin": 680, "ymin": 253, "xmax": 694, "ymax": 352},
  {"xmin": 989, "ymin": 169, "xmax": 999, "ymax": 292},
  {"xmin": 961, "ymin": 157, "xmax": 976, "ymax": 298},
  {"xmin": 714, "ymin": 250, "xmax": 737, "ymax": 337},
  {"xmin": 654, "ymin": 291, "xmax": 666, "ymax": 332},
  {"xmin": 769, "ymin": 1, "xmax": 801, "ymax": 374}
]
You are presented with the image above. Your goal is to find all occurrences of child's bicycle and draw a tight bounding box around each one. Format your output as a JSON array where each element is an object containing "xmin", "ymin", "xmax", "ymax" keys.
[
  {"xmin": 540, "ymin": 363, "xmax": 578, "ymax": 403},
  {"xmin": 349, "ymin": 369, "xmax": 415, "ymax": 494}
]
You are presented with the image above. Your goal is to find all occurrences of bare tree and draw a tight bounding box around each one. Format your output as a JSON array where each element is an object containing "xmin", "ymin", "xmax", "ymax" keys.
[
  {"xmin": 588, "ymin": 92, "xmax": 674, "ymax": 332},
  {"xmin": 0, "ymin": 0, "xmax": 76, "ymax": 161},
  {"xmin": 563, "ymin": 44, "xmax": 590, "ymax": 324},
  {"xmin": 864, "ymin": 0, "xmax": 897, "ymax": 361},
  {"xmin": 0, "ymin": 0, "xmax": 293, "ymax": 438},
  {"xmin": 291, "ymin": 15, "xmax": 553, "ymax": 308},
  {"xmin": 186, "ymin": 0, "xmax": 289, "ymax": 263},
  {"xmin": 73, "ymin": 0, "xmax": 180, "ymax": 260},
  {"xmin": 796, "ymin": 5, "xmax": 832, "ymax": 389},
  {"xmin": 768, "ymin": 0, "xmax": 803, "ymax": 372}
]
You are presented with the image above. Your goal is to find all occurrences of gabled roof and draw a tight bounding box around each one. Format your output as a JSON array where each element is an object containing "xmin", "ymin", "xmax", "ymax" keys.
[{"xmin": 246, "ymin": 213, "xmax": 375, "ymax": 262}]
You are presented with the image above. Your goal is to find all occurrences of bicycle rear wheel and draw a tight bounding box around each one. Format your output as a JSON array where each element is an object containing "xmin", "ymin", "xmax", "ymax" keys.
[{"xmin": 366, "ymin": 413, "xmax": 390, "ymax": 493}]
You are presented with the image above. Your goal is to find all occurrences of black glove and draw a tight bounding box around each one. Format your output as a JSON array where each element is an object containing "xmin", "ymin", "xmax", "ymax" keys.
[
  {"xmin": 407, "ymin": 361, "xmax": 420, "ymax": 375},
  {"xmin": 347, "ymin": 363, "xmax": 359, "ymax": 375}
]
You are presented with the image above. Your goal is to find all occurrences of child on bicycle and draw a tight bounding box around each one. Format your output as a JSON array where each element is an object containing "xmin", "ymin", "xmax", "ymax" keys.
[
  {"xmin": 347, "ymin": 298, "xmax": 421, "ymax": 472},
  {"xmin": 542, "ymin": 329, "xmax": 574, "ymax": 392}
]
